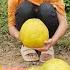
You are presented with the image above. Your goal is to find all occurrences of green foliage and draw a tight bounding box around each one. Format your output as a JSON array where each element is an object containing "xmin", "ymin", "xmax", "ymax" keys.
[
  {"xmin": 64, "ymin": 0, "xmax": 70, "ymax": 12},
  {"xmin": 67, "ymin": 12, "xmax": 70, "ymax": 21},
  {"xmin": 0, "ymin": 0, "xmax": 8, "ymax": 34}
]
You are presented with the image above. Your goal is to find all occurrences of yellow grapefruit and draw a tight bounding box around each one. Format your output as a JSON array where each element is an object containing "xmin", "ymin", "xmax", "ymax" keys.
[{"xmin": 20, "ymin": 18, "xmax": 49, "ymax": 48}]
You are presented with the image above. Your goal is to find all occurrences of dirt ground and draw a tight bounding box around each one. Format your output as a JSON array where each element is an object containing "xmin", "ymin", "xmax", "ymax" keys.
[
  {"xmin": 0, "ymin": 0, "xmax": 70, "ymax": 67},
  {"xmin": 0, "ymin": 33, "xmax": 70, "ymax": 67}
]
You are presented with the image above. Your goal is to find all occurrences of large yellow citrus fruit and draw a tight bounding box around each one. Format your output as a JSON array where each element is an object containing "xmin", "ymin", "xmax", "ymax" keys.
[
  {"xmin": 19, "ymin": 18, "xmax": 49, "ymax": 48},
  {"xmin": 40, "ymin": 58, "xmax": 70, "ymax": 70}
]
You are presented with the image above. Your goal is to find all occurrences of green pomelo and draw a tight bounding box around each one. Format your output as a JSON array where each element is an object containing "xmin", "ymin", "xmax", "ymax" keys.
[{"xmin": 40, "ymin": 58, "xmax": 70, "ymax": 70}]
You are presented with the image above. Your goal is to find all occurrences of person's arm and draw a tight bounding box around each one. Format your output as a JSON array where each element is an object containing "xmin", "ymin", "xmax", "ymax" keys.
[
  {"xmin": 51, "ymin": 12, "xmax": 68, "ymax": 46},
  {"xmin": 8, "ymin": 0, "xmax": 20, "ymax": 39},
  {"xmin": 35, "ymin": 0, "xmax": 68, "ymax": 51},
  {"xmin": 34, "ymin": 14, "xmax": 68, "ymax": 51},
  {"xmin": 50, "ymin": 0, "xmax": 68, "ymax": 46},
  {"xmin": 8, "ymin": 26, "xmax": 20, "ymax": 39}
]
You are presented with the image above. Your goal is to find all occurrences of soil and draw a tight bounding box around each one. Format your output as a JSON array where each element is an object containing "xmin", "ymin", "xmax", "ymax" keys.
[{"xmin": 0, "ymin": 33, "xmax": 70, "ymax": 67}]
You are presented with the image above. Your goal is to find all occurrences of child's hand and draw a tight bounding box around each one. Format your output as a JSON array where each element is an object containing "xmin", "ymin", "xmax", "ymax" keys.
[{"xmin": 34, "ymin": 39, "xmax": 53, "ymax": 51}]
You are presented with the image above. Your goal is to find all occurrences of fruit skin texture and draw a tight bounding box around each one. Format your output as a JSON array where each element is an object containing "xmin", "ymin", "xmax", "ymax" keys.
[
  {"xmin": 19, "ymin": 18, "xmax": 49, "ymax": 48},
  {"xmin": 40, "ymin": 58, "xmax": 70, "ymax": 70}
]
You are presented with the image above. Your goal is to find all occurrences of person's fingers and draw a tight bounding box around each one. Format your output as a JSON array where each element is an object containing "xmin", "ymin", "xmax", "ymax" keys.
[
  {"xmin": 48, "ymin": 39, "xmax": 52, "ymax": 43},
  {"xmin": 34, "ymin": 39, "xmax": 52, "ymax": 51},
  {"xmin": 34, "ymin": 44, "xmax": 51, "ymax": 51},
  {"xmin": 34, "ymin": 47, "xmax": 46, "ymax": 51},
  {"xmin": 44, "ymin": 39, "xmax": 52, "ymax": 45}
]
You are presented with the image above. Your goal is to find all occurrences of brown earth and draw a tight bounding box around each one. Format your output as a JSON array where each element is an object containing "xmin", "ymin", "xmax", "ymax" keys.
[{"xmin": 0, "ymin": 33, "xmax": 70, "ymax": 67}]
